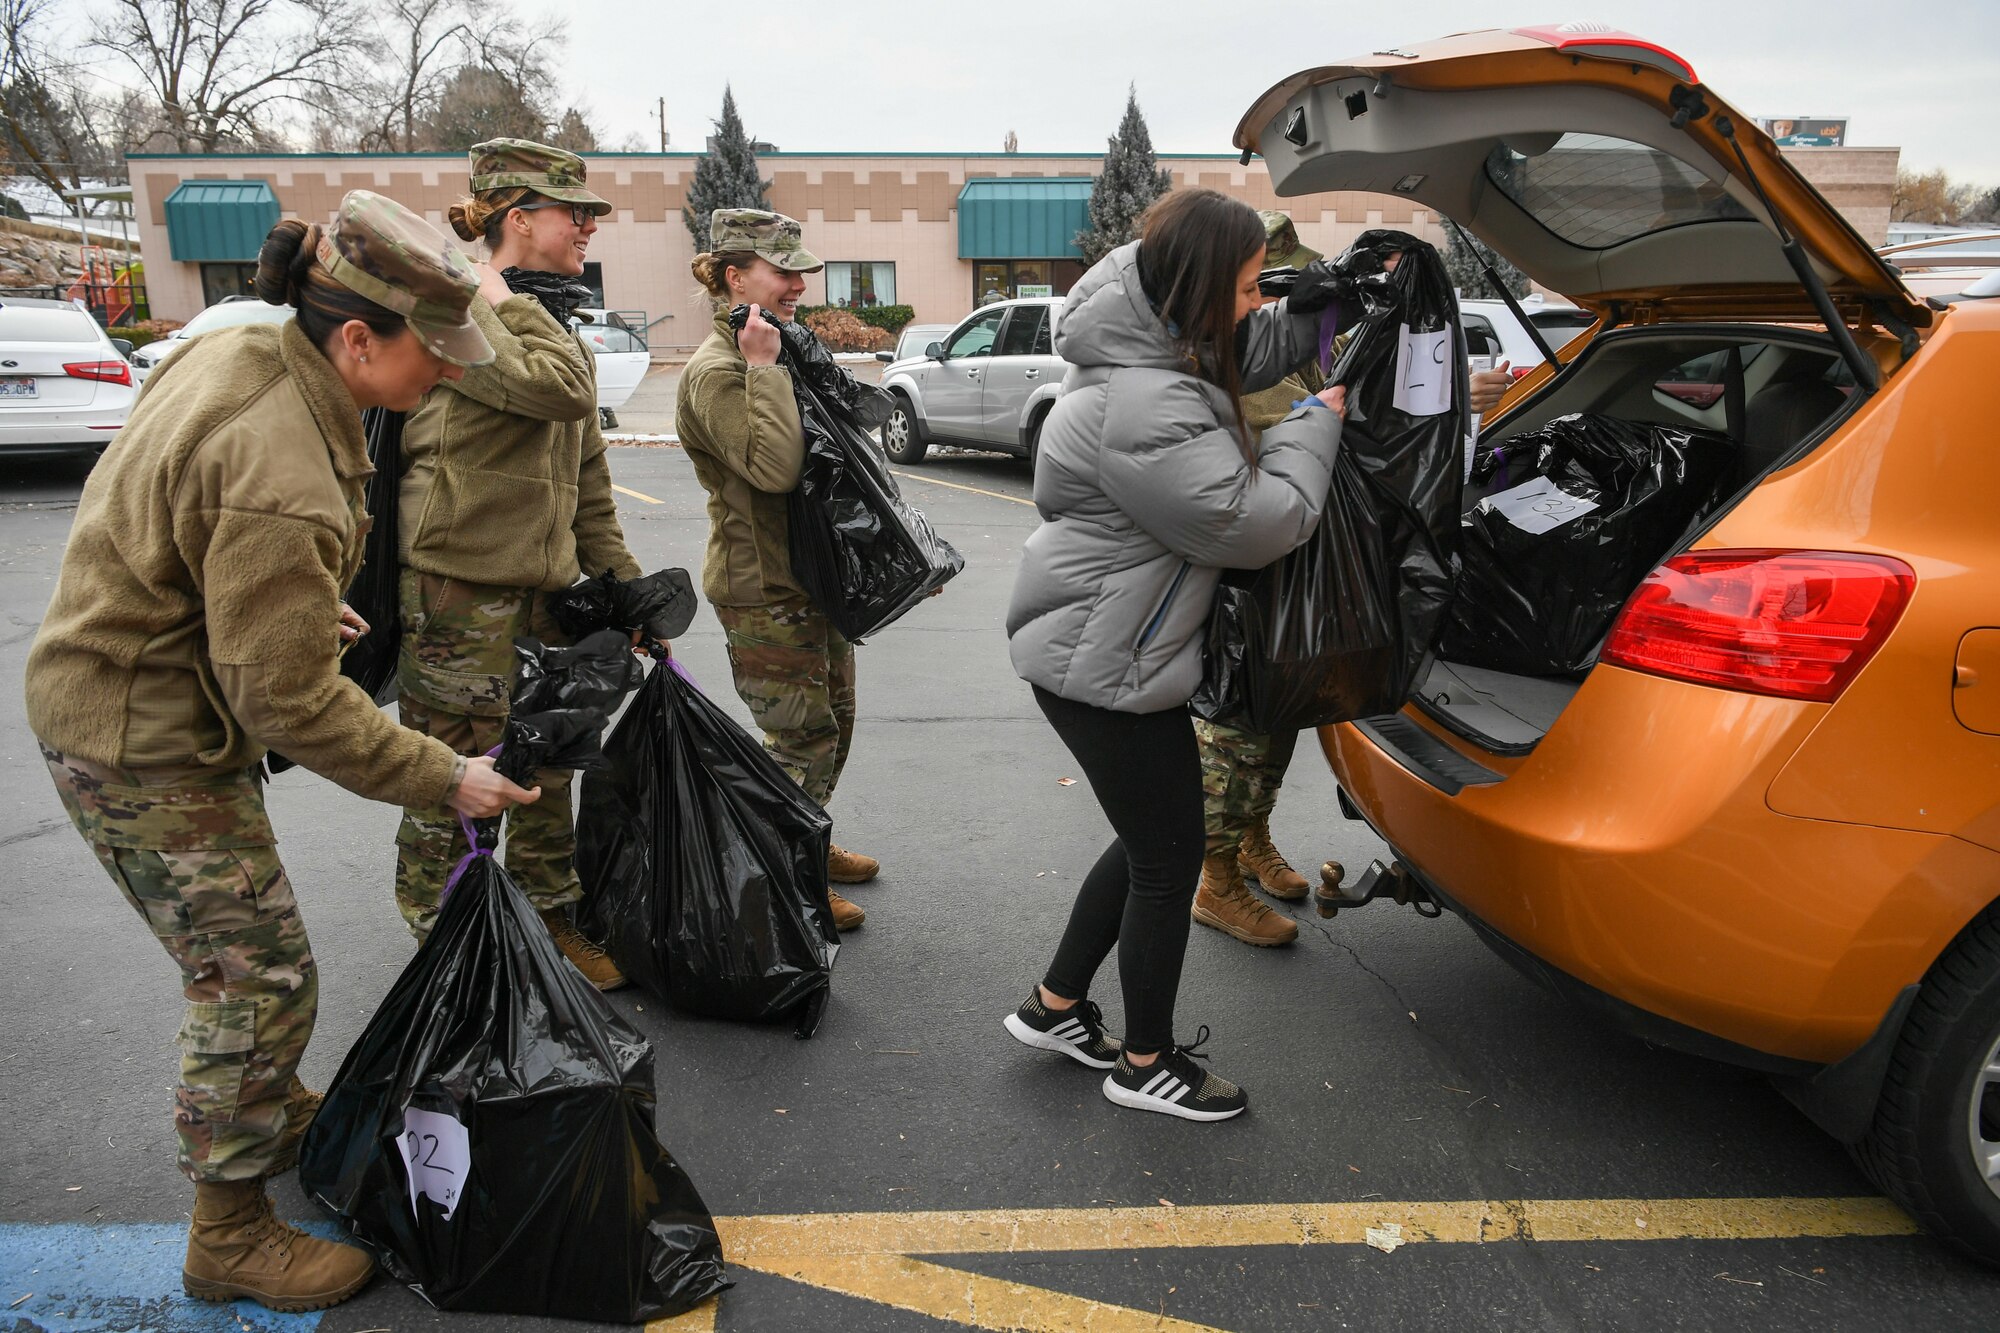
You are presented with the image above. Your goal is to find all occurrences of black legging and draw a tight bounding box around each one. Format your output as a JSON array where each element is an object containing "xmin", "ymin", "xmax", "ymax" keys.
[{"xmin": 1033, "ymin": 685, "xmax": 1205, "ymax": 1056}]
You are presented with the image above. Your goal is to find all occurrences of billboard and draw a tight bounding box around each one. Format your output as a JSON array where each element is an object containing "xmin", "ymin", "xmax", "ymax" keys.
[{"xmin": 1758, "ymin": 117, "xmax": 1849, "ymax": 148}]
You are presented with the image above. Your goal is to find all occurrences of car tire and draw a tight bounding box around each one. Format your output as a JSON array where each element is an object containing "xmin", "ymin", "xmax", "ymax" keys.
[
  {"xmin": 1853, "ymin": 902, "xmax": 2000, "ymax": 1267},
  {"xmin": 599, "ymin": 407, "xmax": 618, "ymax": 430},
  {"xmin": 1026, "ymin": 407, "xmax": 1048, "ymax": 470},
  {"xmin": 882, "ymin": 395, "xmax": 927, "ymax": 464}
]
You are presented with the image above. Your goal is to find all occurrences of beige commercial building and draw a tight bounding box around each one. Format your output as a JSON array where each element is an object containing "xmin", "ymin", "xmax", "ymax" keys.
[{"xmin": 128, "ymin": 145, "xmax": 1897, "ymax": 351}]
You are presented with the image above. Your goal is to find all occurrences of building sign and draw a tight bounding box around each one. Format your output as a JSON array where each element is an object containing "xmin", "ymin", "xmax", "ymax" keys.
[
  {"xmin": 1759, "ymin": 117, "xmax": 1848, "ymax": 148},
  {"xmin": 1017, "ymin": 284, "xmax": 1053, "ymax": 298}
]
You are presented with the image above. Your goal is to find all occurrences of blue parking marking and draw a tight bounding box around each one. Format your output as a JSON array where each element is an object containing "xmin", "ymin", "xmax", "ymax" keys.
[{"xmin": 0, "ymin": 1223, "xmax": 329, "ymax": 1332}]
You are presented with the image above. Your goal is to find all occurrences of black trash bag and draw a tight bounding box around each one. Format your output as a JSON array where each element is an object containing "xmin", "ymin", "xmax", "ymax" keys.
[
  {"xmin": 730, "ymin": 305, "xmax": 963, "ymax": 640},
  {"xmin": 297, "ymin": 823, "xmax": 729, "ymax": 1320},
  {"xmin": 510, "ymin": 631, "xmax": 645, "ymax": 714},
  {"xmin": 266, "ymin": 406, "xmax": 403, "ymax": 776},
  {"xmin": 576, "ymin": 656, "xmax": 839, "ymax": 1038},
  {"xmin": 1258, "ymin": 248, "xmax": 1399, "ymax": 319},
  {"xmin": 496, "ymin": 632, "xmax": 642, "ymax": 785},
  {"xmin": 1439, "ymin": 413, "xmax": 1734, "ymax": 674},
  {"xmin": 549, "ymin": 567, "xmax": 700, "ymax": 644},
  {"xmin": 1192, "ymin": 230, "xmax": 1467, "ymax": 731}
]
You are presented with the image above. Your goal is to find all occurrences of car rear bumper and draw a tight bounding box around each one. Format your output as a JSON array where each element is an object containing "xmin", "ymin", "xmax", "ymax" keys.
[
  {"xmin": 1322, "ymin": 664, "xmax": 1995, "ymax": 1065},
  {"xmin": 0, "ymin": 412, "xmax": 124, "ymax": 453}
]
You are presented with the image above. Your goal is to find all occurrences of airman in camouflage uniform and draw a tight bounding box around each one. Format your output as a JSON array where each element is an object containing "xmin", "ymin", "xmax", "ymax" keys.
[
  {"xmin": 393, "ymin": 137, "xmax": 639, "ymax": 985},
  {"xmin": 677, "ymin": 208, "xmax": 878, "ymax": 930},
  {"xmin": 23, "ymin": 190, "xmax": 530, "ymax": 1312}
]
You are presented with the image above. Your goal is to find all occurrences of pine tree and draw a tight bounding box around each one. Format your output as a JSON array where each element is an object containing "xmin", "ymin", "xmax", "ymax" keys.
[
  {"xmin": 682, "ymin": 86, "xmax": 770, "ymax": 250},
  {"xmin": 1075, "ymin": 86, "xmax": 1172, "ymax": 266},
  {"xmin": 1443, "ymin": 225, "xmax": 1531, "ymax": 299}
]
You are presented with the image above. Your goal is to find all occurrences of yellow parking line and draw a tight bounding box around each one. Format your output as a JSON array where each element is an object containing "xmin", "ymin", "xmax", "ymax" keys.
[
  {"xmin": 719, "ymin": 1196, "xmax": 1914, "ymax": 1260},
  {"xmin": 735, "ymin": 1253, "xmax": 1224, "ymax": 1333},
  {"xmin": 647, "ymin": 1197, "xmax": 1914, "ymax": 1330},
  {"xmin": 613, "ymin": 483, "xmax": 664, "ymax": 504},
  {"xmin": 889, "ymin": 469, "xmax": 1035, "ymax": 507}
]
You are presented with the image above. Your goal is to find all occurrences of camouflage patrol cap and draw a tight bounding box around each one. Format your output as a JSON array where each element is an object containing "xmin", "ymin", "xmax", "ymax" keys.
[
  {"xmin": 468, "ymin": 137, "xmax": 612, "ymax": 215},
  {"xmin": 709, "ymin": 208, "xmax": 822, "ymax": 273},
  {"xmin": 1257, "ymin": 209, "xmax": 1322, "ymax": 272},
  {"xmin": 315, "ymin": 190, "xmax": 493, "ymax": 368}
]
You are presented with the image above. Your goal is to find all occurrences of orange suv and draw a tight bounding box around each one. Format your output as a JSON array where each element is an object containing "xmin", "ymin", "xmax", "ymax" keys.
[{"xmin": 1237, "ymin": 28, "xmax": 2000, "ymax": 1263}]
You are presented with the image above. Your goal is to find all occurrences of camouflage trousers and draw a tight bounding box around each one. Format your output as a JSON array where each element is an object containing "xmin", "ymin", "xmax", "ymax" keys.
[
  {"xmin": 393, "ymin": 569, "xmax": 580, "ymax": 938},
  {"xmin": 1196, "ymin": 720, "xmax": 1301, "ymax": 857},
  {"xmin": 41, "ymin": 744, "xmax": 315, "ymax": 1183},
  {"xmin": 712, "ymin": 597, "xmax": 855, "ymax": 808}
]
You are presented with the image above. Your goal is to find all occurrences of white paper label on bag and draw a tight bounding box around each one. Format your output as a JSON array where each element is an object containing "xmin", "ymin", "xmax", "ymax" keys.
[
  {"xmin": 398, "ymin": 1107, "xmax": 470, "ymax": 1220},
  {"xmin": 1481, "ymin": 477, "xmax": 1600, "ymax": 535},
  {"xmin": 1392, "ymin": 325, "xmax": 1453, "ymax": 417}
]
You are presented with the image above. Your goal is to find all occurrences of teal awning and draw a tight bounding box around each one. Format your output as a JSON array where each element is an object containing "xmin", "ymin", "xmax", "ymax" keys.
[
  {"xmin": 163, "ymin": 179, "xmax": 281, "ymax": 263},
  {"xmin": 957, "ymin": 177, "xmax": 1092, "ymax": 260}
]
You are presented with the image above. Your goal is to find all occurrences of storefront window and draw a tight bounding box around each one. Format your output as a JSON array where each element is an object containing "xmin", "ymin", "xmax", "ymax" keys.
[
  {"xmin": 826, "ymin": 261, "xmax": 896, "ymax": 308},
  {"xmin": 199, "ymin": 263, "xmax": 257, "ymax": 307},
  {"xmin": 972, "ymin": 260, "xmax": 1084, "ymax": 305}
]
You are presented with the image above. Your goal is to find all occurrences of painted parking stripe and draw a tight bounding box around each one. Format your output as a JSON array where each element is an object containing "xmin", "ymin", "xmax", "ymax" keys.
[
  {"xmin": 613, "ymin": 483, "xmax": 665, "ymax": 504},
  {"xmin": 641, "ymin": 1196, "xmax": 1921, "ymax": 1331},
  {"xmin": 717, "ymin": 1195, "xmax": 1917, "ymax": 1260},
  {"xmin": 888, "ymin": 469, "xmax": 1036, "ymax": 507}
]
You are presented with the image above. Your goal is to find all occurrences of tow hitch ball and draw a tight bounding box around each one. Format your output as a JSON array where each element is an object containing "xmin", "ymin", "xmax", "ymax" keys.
[{"xmin": 1315, "ymin": 858, "xmax": 1443, "ymax": 920}]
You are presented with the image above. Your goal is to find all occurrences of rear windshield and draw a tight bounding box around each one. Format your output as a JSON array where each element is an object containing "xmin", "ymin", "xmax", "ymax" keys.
[
  {"xmin": 0, "ymin": 306, "xmax": 99, "ymax": 342},
  {"xmin": 1485, "ymin": 134, "xmax": 1753, "ymax": 250}
]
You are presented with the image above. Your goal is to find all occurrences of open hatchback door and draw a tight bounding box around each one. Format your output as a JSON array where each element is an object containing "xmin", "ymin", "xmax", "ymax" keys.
[{"xmin": 1233, "ymin": 24, "xmax": 1926, "ymax": 339}]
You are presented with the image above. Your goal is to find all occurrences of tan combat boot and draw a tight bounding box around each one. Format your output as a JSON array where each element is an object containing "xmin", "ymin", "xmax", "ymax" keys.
[
  {"xmin": 264, "ymin": 1076, "xmax": 323, "ymax": 1176},
  {"xmin": 541, "ymin": 909, "xmax": 628, "ymax": 991},
  {"xmin": 183, "ymin": 1179, "xmax": 375, "ymax": 1312},
  {"xmin": 828, "ymin": 843, "xmax": 880, "ymax": 884},
  {"xmin": 1192, "ymin": 853, "xmax": 1298, "ymax": 947},
  {"xmin": 829, "ymin": 889, "xmax": 866, "ymax": 931},
  {"xmin": 1237, "ymin": 820, "xmax": 1309, "ymax": 901}
]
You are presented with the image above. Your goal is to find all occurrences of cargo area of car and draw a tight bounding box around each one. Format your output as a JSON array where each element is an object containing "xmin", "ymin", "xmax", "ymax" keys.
[{"xmin": 1414, "ymin": 323, "xmax": 1862, "ymax": 754}]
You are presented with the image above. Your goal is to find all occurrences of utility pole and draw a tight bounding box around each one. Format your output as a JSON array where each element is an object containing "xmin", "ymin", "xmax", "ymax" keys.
[{"xmin": 656, "ymin": 97, "xmax": 669, "ymax": 151}]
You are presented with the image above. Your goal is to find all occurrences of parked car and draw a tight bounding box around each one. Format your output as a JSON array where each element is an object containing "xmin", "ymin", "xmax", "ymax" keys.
[
  {"xmin": 875, "ymin": 323, "xmax": 952, "ymax": 365},
  {"xmin": 0, "ymin": 296, "xmax": 138, "ymax": 458},
  {"xmin": 1457, "ymin": 296, "xmax": 1596, "ymax": 376},
  {"xmin": 571, "ymin": 308, "xmax": 650, "ymax": 428},
  {"xmin": 1238, "ymin": 27, "xmax": 2000, "ymax": 1262},
  {"xmin": 1878, "ymin": 231, "xmax": 2000, "ymax": 302},
  {"xmin": 876, "ymin": 298, "xmax": 1063, "ymax": 464},
  {"xmin": 131, "ymin": 296, "xmax": 293, "ymax": 382}
]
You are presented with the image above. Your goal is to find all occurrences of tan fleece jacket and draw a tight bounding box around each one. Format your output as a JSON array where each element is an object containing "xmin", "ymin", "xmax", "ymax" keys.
[
  {"xmin": 674, "ymin": 305, "xmax": 808, "ymax": 606},
  {"xmin": 399, "ymin": 292, "xmax": 640, "ymax": 591},
  {"xmin": 23, "ymin": 321, "xmax": 460, "ymax": 808}
]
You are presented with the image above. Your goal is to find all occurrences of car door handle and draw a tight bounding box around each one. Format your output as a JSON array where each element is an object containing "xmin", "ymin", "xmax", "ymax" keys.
[
  {"xmin": 966, "ymin": 369, "xmax": 981, "ymax": 379},
  {"xmin": 1024, "ymin": 369, "xmax": 1040, "ymax": 379}
]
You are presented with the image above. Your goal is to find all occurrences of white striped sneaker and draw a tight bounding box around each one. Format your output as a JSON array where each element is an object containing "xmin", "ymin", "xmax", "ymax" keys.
[
  {"xmin": 1002, "ymin": 992, "xmax": 1121, "ymax": 1070},
  {"xmin": 1101, "ymin": 1027, "xmax": 1247, "ymax": 1122}
]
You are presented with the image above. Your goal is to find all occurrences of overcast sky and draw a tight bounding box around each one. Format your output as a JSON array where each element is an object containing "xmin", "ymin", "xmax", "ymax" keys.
[{"xmin": 528, "ymin": 1, "xmax": 2000, "ymax": 182}]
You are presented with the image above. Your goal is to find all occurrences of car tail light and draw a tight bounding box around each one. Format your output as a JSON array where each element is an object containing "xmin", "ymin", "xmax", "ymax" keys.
[
  {"xmin": 1600, "ymin": 550, "xmax": 1915, "ymax": 704},
  {"xmin": 64, "ymin": 360, "xmax": 132, "ymax": 387}
]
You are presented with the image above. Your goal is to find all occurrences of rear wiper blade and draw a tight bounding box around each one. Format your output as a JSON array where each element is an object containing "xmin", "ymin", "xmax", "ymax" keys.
[{"xmin": 1443, "ymin": 216, "xmax": 1560, "ymax": 371}]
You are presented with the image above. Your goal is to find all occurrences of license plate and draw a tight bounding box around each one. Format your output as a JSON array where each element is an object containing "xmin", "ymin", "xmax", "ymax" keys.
[{"xmin": 0, "ymin": 377, "xmax": 35, "ymax": 398}]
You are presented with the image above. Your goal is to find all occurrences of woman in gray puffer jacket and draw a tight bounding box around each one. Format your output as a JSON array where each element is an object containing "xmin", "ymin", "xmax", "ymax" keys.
[{"xmin": 1000, "ymin": 188, "xmax": 1348, "ymax": 1122}]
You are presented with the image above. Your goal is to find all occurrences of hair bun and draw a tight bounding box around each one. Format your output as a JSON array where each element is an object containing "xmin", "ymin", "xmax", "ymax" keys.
[
  {"xmin": 253, "ymin": 217, "xmax": 317, "ymax": 308},
  {"xmin": 447, "ymin": 200, "xmax": 482, "ymax": 242}
]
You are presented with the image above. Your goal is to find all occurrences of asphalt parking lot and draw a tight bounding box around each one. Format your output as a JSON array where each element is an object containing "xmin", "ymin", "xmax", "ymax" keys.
[{"xmin": 2, "ymin": 443, "xmax": 1997, "ymax": 1331}]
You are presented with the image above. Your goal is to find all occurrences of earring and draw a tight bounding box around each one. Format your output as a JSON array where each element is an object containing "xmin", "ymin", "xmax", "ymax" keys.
[{"xmin": 359, "ymin": 355, "xmax": 369, "ymax": 363}]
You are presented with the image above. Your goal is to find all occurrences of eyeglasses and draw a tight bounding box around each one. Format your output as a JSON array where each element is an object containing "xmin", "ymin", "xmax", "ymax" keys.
[{"xmin": 516, "ymin": 201, "xmax": 595, "ymax": 227}]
